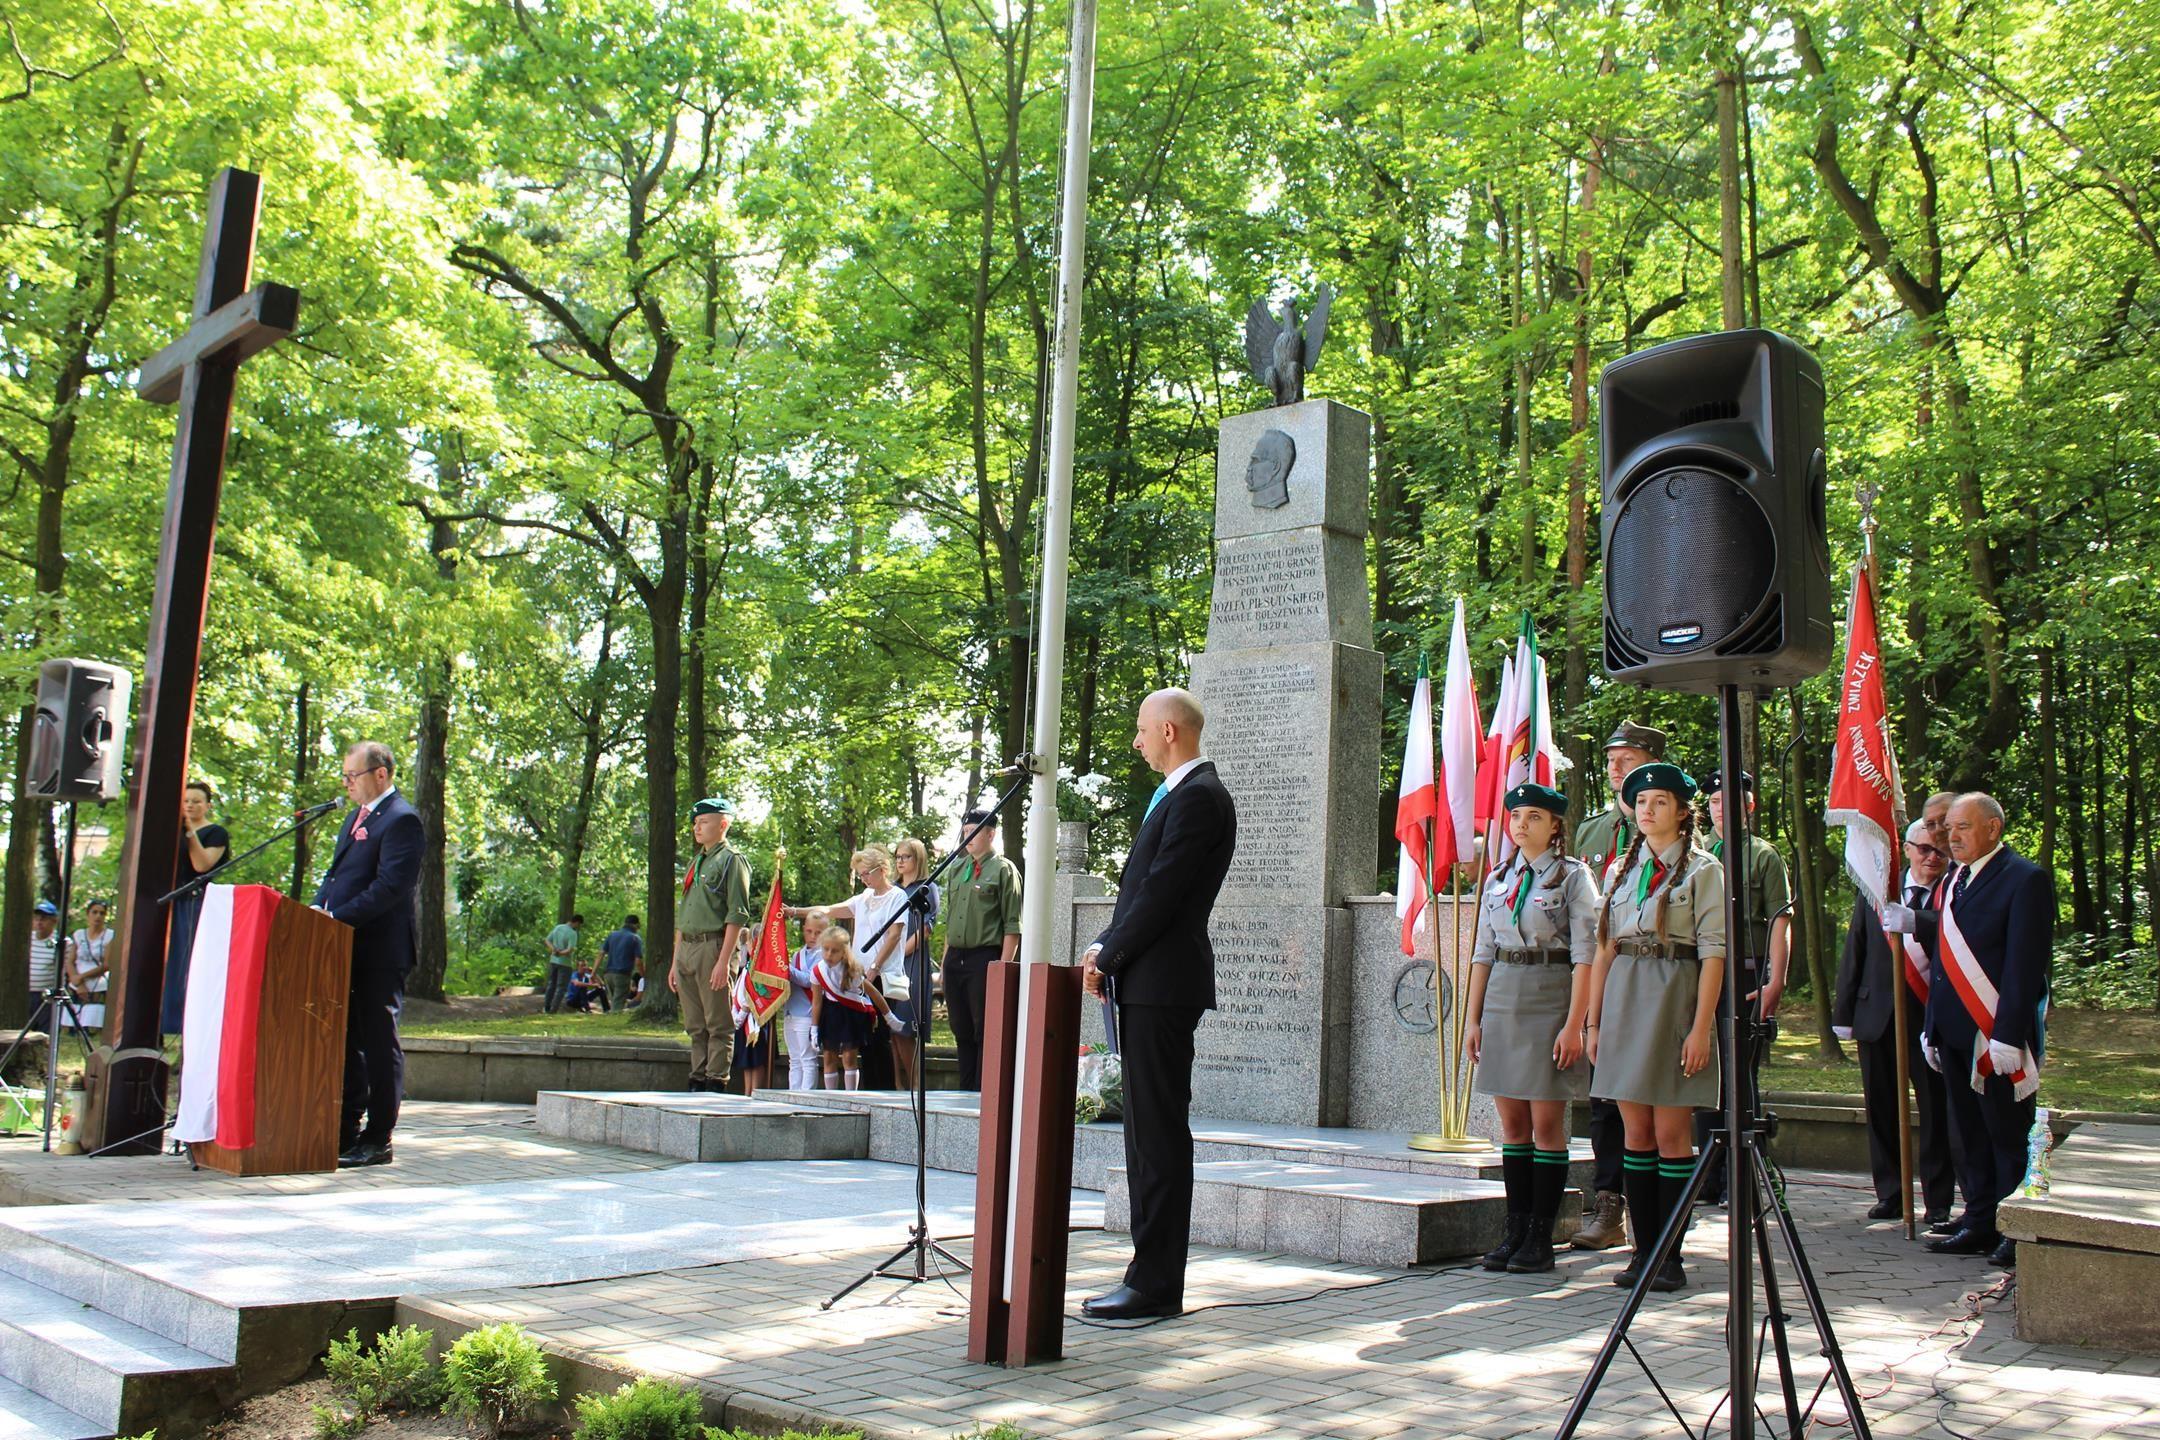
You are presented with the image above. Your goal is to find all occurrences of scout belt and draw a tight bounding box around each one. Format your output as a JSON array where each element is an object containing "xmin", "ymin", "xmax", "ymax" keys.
[
  {"xmin": 1615, "ymin": 940, "xmax": 1698, "ymax": 961},
  {"xmin": 1495, "ymin": 946, "xmax": 1571, "ymax": 965},
  {"xmin": 679, "ymin": 929, "xmax": 724, "ymax": 942}
]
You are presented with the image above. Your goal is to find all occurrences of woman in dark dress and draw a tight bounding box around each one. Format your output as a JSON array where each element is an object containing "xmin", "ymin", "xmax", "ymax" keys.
[{"xmin": 162, "ymin": 780, "xmax": 230, "ymax": 1034}]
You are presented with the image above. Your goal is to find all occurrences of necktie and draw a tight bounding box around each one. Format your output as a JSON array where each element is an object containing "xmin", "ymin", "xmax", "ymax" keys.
[
  {"xmin": 353, "ymin": 805, "xmax": 371, "ymax": 836},
  {"xmin": 1907, "ymin": 885, "xmax": 1926, "ymax": 909},
  {"xmin": 1144, "ymin": 781, "xmax": 1169, "ymax": 821},
  {"xmin": 1952, "ymin": 866, "xmax": 1968, "ymax": 904}
]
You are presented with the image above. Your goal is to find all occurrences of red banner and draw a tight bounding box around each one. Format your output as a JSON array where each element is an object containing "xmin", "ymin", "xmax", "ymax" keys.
[
  {"xmin": 1825, "ymin": 565, "xmax": 1919, "ymax": 994},
  {"xmin": 736, "ymin": 869, "xmax": 792, "ymax": 1031}
]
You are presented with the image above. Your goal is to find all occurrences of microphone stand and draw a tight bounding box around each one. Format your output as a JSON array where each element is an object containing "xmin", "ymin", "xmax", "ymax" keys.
[
  {"xmin": 157, "ymin": 801, "xmax": 342, "ymax": 908},
  {"xmin": 823, "ymin": 765, "xmax": 1035, "ymax": 1309}
]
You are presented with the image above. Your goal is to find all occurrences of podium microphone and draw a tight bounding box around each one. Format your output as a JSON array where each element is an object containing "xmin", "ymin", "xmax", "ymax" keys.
[{"xmin": 292, "ymin": 798, "xmax": 342, "ymax": 819}]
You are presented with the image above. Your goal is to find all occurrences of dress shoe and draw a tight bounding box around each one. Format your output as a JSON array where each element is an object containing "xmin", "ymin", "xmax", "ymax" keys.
[
  {"xmin": 1924, "ymin": 1210, "xmax": 1953, "ymax": 1230},
  {"xmin": 1866, "ymin": 1198, "xmax": 1902, "ymax": 1221},
  {"xmin": 1079, "ymin": 1284, "xmax": 1181, "ymax": 1320},
  {"xmin": 338, "ymin": 1141, "xmax": 393, "ymax": 1169},
  {"xmin": 1925, "ymin": 1227, "xmax": 1999, "ymax": 1256},
  {"xmin": 1573, "ymin": 1191, "xmax": 1628, "ymax": 1250},
  {"xmin": 1989, "ymin": 1238, "xmax": 2017, "ymax": 1268}
]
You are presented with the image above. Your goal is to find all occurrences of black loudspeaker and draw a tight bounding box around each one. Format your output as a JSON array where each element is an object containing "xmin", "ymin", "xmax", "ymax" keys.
[
  {"xmin": 26, "ymin": 658, "xmax": 132, "ymax": 803},
  {"xmin": 1599, "ymin": 328, "xmax": 1832, "ymax": 692}
]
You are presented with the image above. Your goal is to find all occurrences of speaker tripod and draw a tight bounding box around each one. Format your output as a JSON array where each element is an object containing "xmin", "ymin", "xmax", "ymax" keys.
[
  {"xmin": 1556, "ymin": 686, "xmax": 1873, "ymax": 1440},
  {"xmin": 0, "ymin": 801, "xmax": 100, "ymax": 1152}
]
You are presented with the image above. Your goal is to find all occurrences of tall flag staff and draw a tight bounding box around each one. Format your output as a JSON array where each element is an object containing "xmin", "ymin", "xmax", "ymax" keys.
[{"xmin": 1825, "ymin": 487, "xmax": 1917, "ymax": 1239}]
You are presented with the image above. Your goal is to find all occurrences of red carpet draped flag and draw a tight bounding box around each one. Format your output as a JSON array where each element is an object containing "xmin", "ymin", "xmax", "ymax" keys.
[
  {"xmin": 734, "ymin": 866, "xmax": 793, "ymax": 1035},
  {"xmin": 1826, "ymin": 565, "xmax": 1917, "ymax": 992},
  {"xmin": 1394, "ymin": 656, "xmax": 1438, "ymax": 955}
]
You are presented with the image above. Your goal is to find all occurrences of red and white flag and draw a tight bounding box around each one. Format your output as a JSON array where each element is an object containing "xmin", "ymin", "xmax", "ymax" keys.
[
  {"xmin": 172, "ymin": 884, "xmax": 282, "ymax": 1150},
  {"xmin": 1394, "ymin": 657, "xmax": 1438, "ymax": 956},
  {"xmin": 1480, "ymin": 613, "xmax": 1565, "ymax": 870},
  {"xmin": 1435, "ymin": 599, "xmax": 1483, "ymax": 874},
  {"xmin": 1825, "ymin": 565, "xmax": 1917, "ymax": 992},
  {"xmin": 1477, "ymin": 651, "xmax": 1517, "ymax": 864},
  {"xmin": 734, "ymin": 869, "xmax": 793, "ymax": 1035}
]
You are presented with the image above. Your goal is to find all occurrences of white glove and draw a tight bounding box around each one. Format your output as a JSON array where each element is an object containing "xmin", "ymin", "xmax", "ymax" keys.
[
  {"xmin": 1920, "ymin": 1035, "xmax": 1943, "ymax": 1073},
  {"xmin": 1880, "ymin": 903, "xmax": 1917, "ymax": 935},
  {"xmin": 809, "ymin": 1027, "xmax": 821, "ymax": 1051},
  {"xmin": 1831, "ymin": 1025, "xmax": 1853, "ymax": 1042},
  {"xmin": 1987, "ymin": 1039, "xmax": 2023, "ymax": 1075},
  {"xmin": 886, "ymin": 1012, "xmax": 906, "ymax": 1034}
]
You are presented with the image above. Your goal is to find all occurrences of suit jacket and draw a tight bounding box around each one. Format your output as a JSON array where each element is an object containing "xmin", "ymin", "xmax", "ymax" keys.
[
  {"xmin": 1920, "ymin": 847, "xmax": 2052, "ymax": 1056},
  {"xmin": 312, "ymin": 790, "xmax": 425, "ymax": 975},
  {"xmin": 1093, "ymin": 761, "xmax": 1237, "ymax": 1010},
  {"xmin": 1832, "ymin": 884, "xmax": 1938, "ymax": 1044}
]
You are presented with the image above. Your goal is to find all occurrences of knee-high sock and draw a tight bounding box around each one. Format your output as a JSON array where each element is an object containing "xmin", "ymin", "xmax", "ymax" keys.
[
  {"xmin": 1623, "ymin": 1149, "xmax": 1661, "ymax": 1254},
  {"xmin": 844, "ymin": 1068, "xmax": 861, "ymax": 1091},
  {"xmin": 1659, "ymin": 1157, "xmax": 1697, "ymax": 1255},
  {"xmin": 1501, "ymin": 1143, "xmax": 1534, "ymax": 1215},
  {"xmin": 1533, "ymin": 1149, "xmax": 1570, "ymax": 1221}
]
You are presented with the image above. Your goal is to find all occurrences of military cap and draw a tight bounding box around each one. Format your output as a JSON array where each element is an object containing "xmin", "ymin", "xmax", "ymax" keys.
[
  {"xmin": 1701, "ymin": 769, "xmax": 1755, "ymax": 797},
  {"xmin": 690, "ymin": 795, "xmax": 735, "ymax": 818},
  {"xmin": 1621, "ymin": 761, "xmax": 1697, "ymax": 808},
  {"xmin": 1604, "ymin": 720, "xmax": 1667, "ymax": 758},
  {"xmin": 1504, "ymin": 782, "xmax": 1569, "ymax": 817}
]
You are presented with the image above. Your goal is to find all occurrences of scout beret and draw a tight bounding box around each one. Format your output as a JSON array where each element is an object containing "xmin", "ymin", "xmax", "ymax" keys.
[
  {"xmin": 691, "ymin": 796, "xmax": 735, "ymax": 817},
  {"xmin": 1604, "ymin": 720, "xmax": 1667, "ymax": 758},
  {"xmin": 1621, "ymin": 761, "xmax": 1697, "ymax": 808},
  {"xmin": 962, "ymin": 808, "xmax": 998, "ymax": 827},
  {"xmin": 1701, "ymin": 769, "xmax": 1754, "ymax": 797},
  {"xmin": 1504, "ymin": 782, "xmax": 1569, "ymax": 817}
]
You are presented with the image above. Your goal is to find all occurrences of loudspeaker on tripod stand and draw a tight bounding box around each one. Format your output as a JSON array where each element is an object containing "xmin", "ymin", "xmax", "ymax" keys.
[
  {"xmin": 26, "ymin": 658, "xmax": 131, "ymax": 804},
  {"xmin": 1600, "ymin": 329, "xmax": 1831, "ymax": 692}
]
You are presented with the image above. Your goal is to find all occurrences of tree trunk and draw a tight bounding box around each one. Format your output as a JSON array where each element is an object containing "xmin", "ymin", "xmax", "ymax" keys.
[
  {"xmin": 558, "ymin": 601, "xmax": 622, "ymax": 924},
  {"xmin": 408, "ymin": 506, "xmax": 459, "ymax": 1004},
  {"xmin": 291, "ymin": 682, "xmax": 313, "ymax": 899},
  {"xmin": 1564, "ymin": 133, "xmax": 1603, "ymax": 829},
  {"xmin": 2067, "ymin": 673, "xmax": 2095, "ymax": 931},
  {"xmin": 2038, "ymin": 644, "xmax": 2057, "ymax": 883},
  {"xmin": 640, "ymin": 580, "xmax": 685, "ymax": 1023},
  {"xmin": 2092, "ymin": 670, "xmax": 2110, "ymax": 936},
  {"xmin": 1788, "ymin": 690, "xmax": 1841, "ymax": 1057}
]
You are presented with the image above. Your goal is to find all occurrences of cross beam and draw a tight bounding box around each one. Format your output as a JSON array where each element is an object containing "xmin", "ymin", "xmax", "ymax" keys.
[{"xmin": 86, "ymin": 167, "xmax": 300, "ymax": 1156}]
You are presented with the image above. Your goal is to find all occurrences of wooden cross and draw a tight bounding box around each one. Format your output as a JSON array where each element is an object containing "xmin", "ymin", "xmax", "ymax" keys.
[{"xmin": 89, "ymin": 168, "xmax": 299, "ymax": 1155}]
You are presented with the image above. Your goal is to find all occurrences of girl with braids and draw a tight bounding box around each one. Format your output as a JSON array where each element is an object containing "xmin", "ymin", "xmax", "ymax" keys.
[
  {"xmin": 1465, "ymin": 782, "xmax": 1600, "ymax": 1275},
  {"xmin": 1585, "ymin": 762, "xmax": 1725, "ymax": 1293}
]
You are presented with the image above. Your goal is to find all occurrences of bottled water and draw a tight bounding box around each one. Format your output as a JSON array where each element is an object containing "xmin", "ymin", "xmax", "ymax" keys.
[{"xmin": 2019, "ymin": 1107, "xmax": 2053, "ymax": 1198}]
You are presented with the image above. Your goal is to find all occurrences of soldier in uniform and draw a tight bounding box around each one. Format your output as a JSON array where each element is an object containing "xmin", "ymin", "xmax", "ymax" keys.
[
  {"xmin": 1465, "ymin": 782, "xmax": 1599, "ymax": 1275},
  {"xmin": 1695, "ymin": 769, "xmax": 1792, "ymax": 1203},
  {"xmin": 1586, "ymin": 762, "xmax": 1725, "ymax": 1293},
  {"xmin": 1570, "ymin": 720, "xmax": 1666, "ymax": 1254},
  {"xmin": 673, "ymin": 796, "xmax": 755, "ymax": 1091},
  {"xmin": 941, "ymin": 809, "xmax": 1024, "ymax": 1091}
]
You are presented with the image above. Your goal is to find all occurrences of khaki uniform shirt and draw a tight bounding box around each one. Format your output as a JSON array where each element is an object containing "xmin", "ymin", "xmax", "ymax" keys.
[
  {"xmin": 1601, "ymin": 838, "xmax": 1726, "ymax": 957},
  {"xmin": 1574, "ymin": 803, "xmax": 1635, "ymax": 879},
  {"xmin": 1472, "ymin": 850, "xmax": 1601, "ymax": 967},
  {"xmin": 678, "ymin": 840, "xmax": 754, "ymax": 935},
  {"xmin": 944, "ymin": 851, "xmax": 1022, "ymax": 949},
  {"xmin": 1710, "ymin": 832, "xmax": 1791, "ymax": 960}
]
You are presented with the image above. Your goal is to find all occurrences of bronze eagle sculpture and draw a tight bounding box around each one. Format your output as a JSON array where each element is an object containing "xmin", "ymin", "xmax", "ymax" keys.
[{"xmin": 1243, "ymin": 284, "xmax": 1334, "ymax": 407}]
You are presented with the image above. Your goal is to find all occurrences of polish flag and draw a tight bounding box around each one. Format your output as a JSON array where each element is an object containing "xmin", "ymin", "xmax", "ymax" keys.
[
  {"xmin": 1434, "ymin": 599, "xmax": 1483, "ymax": 874},
  {"xmin": 1393, "ymin": 657, "xmax": 1438, "ymax": 956},
  {"xmin": 1482, "ymin": 614, "xmax": 1566, "ymax": 869}
]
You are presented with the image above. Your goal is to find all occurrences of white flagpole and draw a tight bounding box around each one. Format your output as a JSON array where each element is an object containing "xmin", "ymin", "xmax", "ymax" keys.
[{"xmin": 1005, "ymin": 0, "xmax": 1099, "ymax": 1305}]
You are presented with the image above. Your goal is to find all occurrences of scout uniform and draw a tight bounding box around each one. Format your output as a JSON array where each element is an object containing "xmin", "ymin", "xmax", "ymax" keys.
[
  {"xmin": 941, "ymin": 822, "xmax": 1023, "ymax": 1091},
  {"xmin": 1471, "ymin": 782, "xmax": 1600, "ymax": 1276},
  {"xmin": 1590, "ymin": 762, "xmax": 1725, "ymax": 1293},
  {"xmin": 1571, "ymin": 720, "xmax": 1665, "ymax": 1254},
  {"xmin": 677, "ymin": 797, "xmax": 755, "ymax": 1090}
]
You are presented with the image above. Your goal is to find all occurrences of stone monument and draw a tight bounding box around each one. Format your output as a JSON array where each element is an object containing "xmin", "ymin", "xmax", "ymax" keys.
[{"xmin": 1185, "ymin": 397, "xmax": 1383, "ymax": 1126}]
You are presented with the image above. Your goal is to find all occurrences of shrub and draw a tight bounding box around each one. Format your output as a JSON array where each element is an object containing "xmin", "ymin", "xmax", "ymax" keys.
[
  {"xmin": 572, "ymin": 1376, "xmax": 705, "ymax": 1440},
  {"xmin": 443, "ymin": 1323, "xmax": 557, "ymax": 1437},
  {"xmin": 2051, "ymin": 932, "xmax": 2158, "ymax": 1010},
  {"xmin": 310, "ymin": 1403, "xmax": 364, "ymax": 1440},
  {"xmin": 324, "ymin": 1324, "xmax": 445, "ymax": 1417}
]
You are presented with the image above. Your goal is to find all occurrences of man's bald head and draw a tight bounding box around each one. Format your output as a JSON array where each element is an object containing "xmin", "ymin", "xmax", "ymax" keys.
[{"xmin": 1133, "ymin": 687, "xmax": 1205, "ymax": 774}]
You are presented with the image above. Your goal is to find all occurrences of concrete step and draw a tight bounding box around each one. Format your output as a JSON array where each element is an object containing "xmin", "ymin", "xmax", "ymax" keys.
[
  {"xmin": 535, "ymin": 1091, "xmax": 869, "ymax": 1162},
  {"xmin": 1105, "ymin": 1159, "xmax": 1583, "ymax": 1267},
  {"xmin": 0, "ymin": 1226, "xmax": 239, "ymax": 1362},
  {"xmin": 763, "ymin": 1088, "xmax": 1597, "ymax": 1193},
  {"xmin": 0, "ymin": 1272, "xmax": 231, "ymax": 1436},
  {"xmin": 0, "ymin": 1375, "xmax": 100, "ymax": 1440}
]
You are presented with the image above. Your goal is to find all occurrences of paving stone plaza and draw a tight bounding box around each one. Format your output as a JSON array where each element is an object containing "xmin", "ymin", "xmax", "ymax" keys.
[{"xmin": 0, "ymin": 1098, "xmax": 2150, "ymax": 1439}]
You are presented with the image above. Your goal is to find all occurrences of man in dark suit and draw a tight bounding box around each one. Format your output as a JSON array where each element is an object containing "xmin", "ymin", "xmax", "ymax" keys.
[
  {"xmin": 1080, "ymin": 688, "xmax": 1237, "ymax": 1321},
  {"xmin": 1833, "ymin": 819, "xmax": 1958, "ymax": 1226},
  {"xmin": 313, "ymin": 740, "xmax": 425, "ymax": 1168},
  {"xmin": 1918, "ymin": 793, "xmax": 2051, "ymax": 1267}
]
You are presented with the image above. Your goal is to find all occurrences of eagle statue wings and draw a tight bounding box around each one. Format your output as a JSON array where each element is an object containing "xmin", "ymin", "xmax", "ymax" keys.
[{"xmin": 1244, "ymin": 284, "xmax": 1334, "ymax": 407}]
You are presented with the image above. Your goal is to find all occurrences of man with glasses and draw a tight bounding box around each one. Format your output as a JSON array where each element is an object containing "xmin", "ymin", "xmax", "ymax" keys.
[
  {"xmin": 1836, "ymin": 818, "xmax": 1959, "ymax": 1227},
  {"xmin": 313, "ymin": 741, "xmax": 425, "ymax": 1168}
]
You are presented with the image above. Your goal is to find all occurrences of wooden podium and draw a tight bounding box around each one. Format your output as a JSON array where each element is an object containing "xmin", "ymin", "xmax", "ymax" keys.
[{"xmin": 182, "ymin": 886, "xmax": 352, "ymax": 1176}]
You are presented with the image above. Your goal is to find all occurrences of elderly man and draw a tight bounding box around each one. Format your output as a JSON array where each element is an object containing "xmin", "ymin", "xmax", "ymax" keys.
[
  {"xmin": 1835, "ymin": 819, "xmax": 1959, "ymax": 1227},
  {"xmin": 1080, "ymin": 688, "xmax": 1237, "ymax": 1320},
  {"xmin": 1570, "ymin": 719, "xmax": 1665, "ymax": 1252},
  {"xmin": 673, "ymin": 796, "xmax": 753, "ymax": 1092},
  {"xmin": 1916, "ymin": 794, "xmax": 2051, "ymax": 1268}
]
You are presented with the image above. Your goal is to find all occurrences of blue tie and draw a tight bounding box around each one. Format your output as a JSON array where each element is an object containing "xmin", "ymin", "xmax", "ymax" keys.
[
  {"xmin": 1144, "ymin": 781, "xmax": 1169, "ymax": 821},
  {"xmin": 1952, "ymin": 866, "xmax": 1968, "ymax": 904}
]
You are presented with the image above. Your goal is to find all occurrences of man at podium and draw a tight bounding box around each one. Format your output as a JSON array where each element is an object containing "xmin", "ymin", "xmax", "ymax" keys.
[{"xmin": 313, "ymin": 740, "xmax": 424, "ymax": 1168}]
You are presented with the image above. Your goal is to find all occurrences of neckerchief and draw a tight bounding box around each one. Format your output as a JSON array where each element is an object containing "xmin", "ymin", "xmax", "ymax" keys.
[{"xmin": 1636, "ymin": 851, "xmax": 1672, "ymax": 905}]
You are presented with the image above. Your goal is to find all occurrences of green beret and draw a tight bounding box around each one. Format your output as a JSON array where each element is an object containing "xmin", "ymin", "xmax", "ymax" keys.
[
  {"xmin": 1605, "ymin": 720, "xmax": 1667, "ymax": 758},
  {"xmin": 691, "ymin": 796, "xmax": 735, "ymax": 818},
  {"xmin": 1701, "ymin": 769, "xmax": 1754, "ymax": 797},
  {"xmin": 1504, "ymin": 782, "xmax": 1569, "ymax": 817},
  {"xmin": 1621, "ymin": 762, "xmax": 1697, "ymax": 809}
]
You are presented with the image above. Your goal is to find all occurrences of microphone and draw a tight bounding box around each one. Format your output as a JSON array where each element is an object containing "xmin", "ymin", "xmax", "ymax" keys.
[{"xmin": 293, "ymin": 798, "xmax": 342, "ymax": 819}]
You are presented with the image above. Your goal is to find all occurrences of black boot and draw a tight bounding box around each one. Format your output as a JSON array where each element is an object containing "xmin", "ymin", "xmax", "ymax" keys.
[
  {"xmin": 1646, "ymin": 1159, "xmax": 1695, "ymax": 1294},
  {"xmin": 1510, "ymin": 1148, "xmax": 1570, "ymax": 1273},
  {"xmin": 1485, "ymin": 1145, "xmax": 1535, "ymax": 1270},
  {"xmin": 1613, "ymin": 1149, "xmax": 1660, "ymax": 1288},
  {"xmin": 1648, "ymin": 1252, "xmax": 1687, "ymax": 1292},
  {"xmin": 1483, "ymin": 1213, "xmax": 1530, "ymax": 1271}
]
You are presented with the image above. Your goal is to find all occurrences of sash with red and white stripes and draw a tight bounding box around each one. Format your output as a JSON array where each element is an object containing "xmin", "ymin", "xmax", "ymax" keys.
[
  {"xmin": 814, "ymin": 963, "xmax": 876, "ymax": 1014},
  {"xmin": 1937, "ymin": 875, "xmax": 2041, "ymax": 1099},
  {"xmin": 1897, "ymin": 885, "xmax": 1931, "ymax": 1001}
]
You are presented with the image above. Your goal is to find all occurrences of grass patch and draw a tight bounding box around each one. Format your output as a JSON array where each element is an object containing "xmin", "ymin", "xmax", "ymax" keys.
[{"xmin": 1764, "ymin": 1002, "xmax": 2160, "ymax": 1114}]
